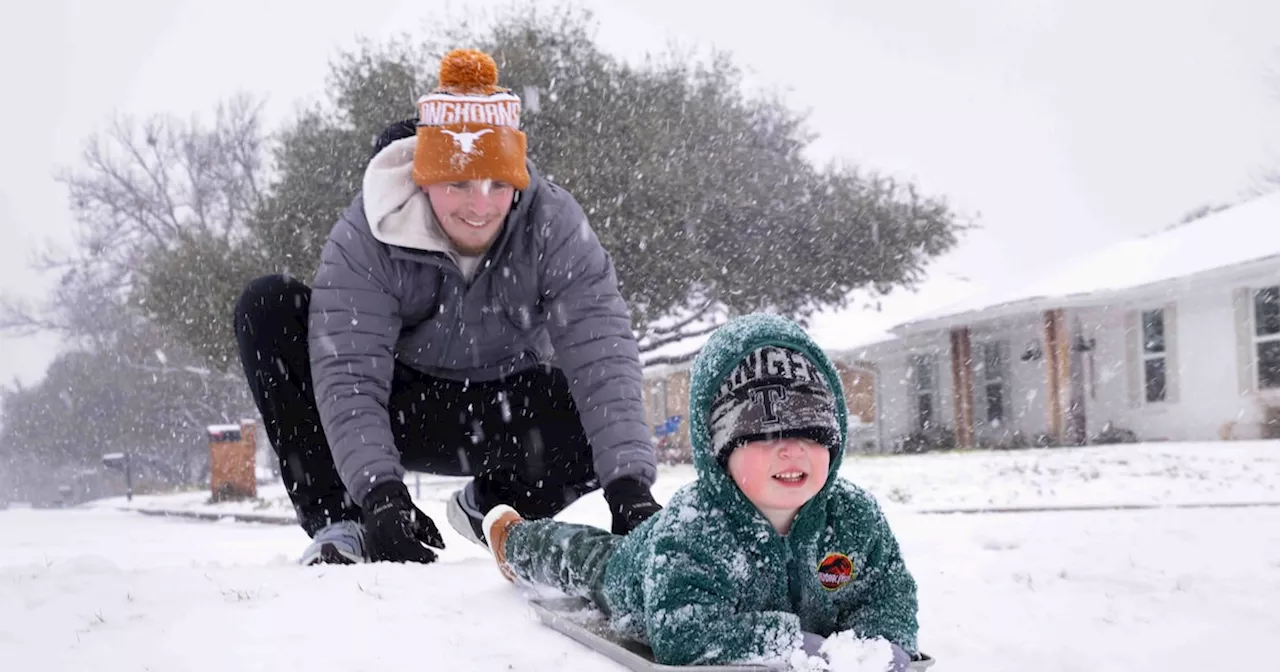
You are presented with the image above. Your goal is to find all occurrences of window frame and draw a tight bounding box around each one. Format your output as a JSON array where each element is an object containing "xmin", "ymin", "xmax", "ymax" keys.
[
  {"xmin": 910, "ymin": 353, "xmax": 938, "ymax": 431},
  {"xmin": 1139, "ymin": 308, "xmax": 1169, "ymax": 404},
  {"xmin": 977, "ymin": 341, "xmax": 1007, "ymax": 425},
  {"xmin": 1254, "ymin": 286, "xmax": 1280, "ymax": 390}
]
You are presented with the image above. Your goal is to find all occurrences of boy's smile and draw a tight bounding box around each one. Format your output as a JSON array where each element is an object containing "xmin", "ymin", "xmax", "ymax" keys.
[{"xmin": 771, "ymin": 470, "xmax": 809, "ymax": 486}]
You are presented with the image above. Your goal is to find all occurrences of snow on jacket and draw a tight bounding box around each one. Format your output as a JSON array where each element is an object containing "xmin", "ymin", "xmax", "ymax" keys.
[
  {"xmin": 307, "ymin": 137, "xmax": 656, "ymax": 506},
  {"xmin": 599, "ymin": 314, "xmax": 919, "ymax": 667}
]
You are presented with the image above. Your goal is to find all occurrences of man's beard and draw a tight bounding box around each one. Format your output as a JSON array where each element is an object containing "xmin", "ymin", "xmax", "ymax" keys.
[{"xmin": 450, "ymin": 227, "xmax": 502, "ymax": 256}]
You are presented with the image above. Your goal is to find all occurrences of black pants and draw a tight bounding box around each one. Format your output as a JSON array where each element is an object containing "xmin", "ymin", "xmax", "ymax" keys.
[{"xmin": 233, "ymin": 275, "xmax": 598, "ymax": 536}]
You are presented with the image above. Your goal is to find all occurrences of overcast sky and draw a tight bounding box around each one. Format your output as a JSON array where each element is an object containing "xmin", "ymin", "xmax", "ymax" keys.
[{"xmin": 2, "ymin": 0, "xmax": 1277, "ymax": 387}]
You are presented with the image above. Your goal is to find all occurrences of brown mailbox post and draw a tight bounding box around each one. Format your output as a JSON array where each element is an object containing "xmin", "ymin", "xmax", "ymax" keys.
[{"xmin": 208, "ymin": 419, "xmax": 257, "ymax": 501}]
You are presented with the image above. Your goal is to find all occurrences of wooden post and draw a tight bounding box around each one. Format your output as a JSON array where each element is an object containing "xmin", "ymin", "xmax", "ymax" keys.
[
  {"xmin": 208, "ymin": 420, "xmax": 257, "ymax": 501},
  {"xmin": 1042, "ymin": 309, "xmax": 1071, "ymax": 444},
  {"xmin": 950, "ymin": 327, "xmax": 975, "ymax": 449},
  {"xmin": 835, "ymin": 360, "xmax": 879, "ymax": 452},
  {"xmin": 241, "ymin": 419, "xmax": 258, "ymax": 497}
]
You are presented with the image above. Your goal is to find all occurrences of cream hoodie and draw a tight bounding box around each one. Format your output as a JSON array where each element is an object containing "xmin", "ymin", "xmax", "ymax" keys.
[{"xmin": 359, "ymin": 136, "xmax": 483, "ymax": 280}]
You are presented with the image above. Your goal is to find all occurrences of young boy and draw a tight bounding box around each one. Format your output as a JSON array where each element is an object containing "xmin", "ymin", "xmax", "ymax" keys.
[{"xmin": 482, "ymin": 314, "xmax": 922, "ymax": 669}]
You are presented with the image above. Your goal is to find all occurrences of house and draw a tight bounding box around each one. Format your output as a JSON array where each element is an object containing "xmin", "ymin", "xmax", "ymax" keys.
[
  {"xmin": 863, "ymin": 191, "xmax": 1280, "ymax": 450},
  {"xmin": 639, "ymin": 276, "xmax": 976, "ymax": 456}
]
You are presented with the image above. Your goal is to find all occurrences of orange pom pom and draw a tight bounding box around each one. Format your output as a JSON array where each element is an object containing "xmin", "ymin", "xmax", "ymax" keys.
[{"xmin": 438, "ymin": 49, "xmax": 499, "ymax": 92}]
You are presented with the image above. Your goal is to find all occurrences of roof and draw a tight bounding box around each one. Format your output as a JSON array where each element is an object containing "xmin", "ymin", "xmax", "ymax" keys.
[
  {"xmin": 890, "ymin": 190, "xmax": 1280, "ymax": 334},
  {"xmin": 639, "ymin": 273, "xmax": 977, "ymax": 375}
]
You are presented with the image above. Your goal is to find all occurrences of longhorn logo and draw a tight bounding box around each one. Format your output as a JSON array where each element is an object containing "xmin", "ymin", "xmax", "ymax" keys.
[{"xmin": 440, "ymin": 128, "xmax": 493, "ymax": 154}]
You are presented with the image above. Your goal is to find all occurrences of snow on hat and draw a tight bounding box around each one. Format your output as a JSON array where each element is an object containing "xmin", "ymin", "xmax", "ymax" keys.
[
  {"xmin": 709, "ymin": 345, "xmax": 841, "ymax": 466},
  {"xmin": 412, "ymin": 48, "xmax": 530, "ymax": 190}
]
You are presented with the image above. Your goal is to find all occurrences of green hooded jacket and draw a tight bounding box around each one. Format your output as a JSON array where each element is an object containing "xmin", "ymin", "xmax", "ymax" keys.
[{"xmin": 599, "ymin": 314, "xmax": 919, "ymax": 667}]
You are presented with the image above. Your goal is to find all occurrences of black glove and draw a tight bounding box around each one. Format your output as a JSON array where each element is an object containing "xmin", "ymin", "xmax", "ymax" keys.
[
  {"xmin": 362, "ymin": 481, "xmax": 446, "ymax": 563},
  {"xmin": 604, "ymin": 478, "xmax": 662, "ymax": 535}
]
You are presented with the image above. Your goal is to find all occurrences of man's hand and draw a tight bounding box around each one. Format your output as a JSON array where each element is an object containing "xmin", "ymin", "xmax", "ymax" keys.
[
  {"xmin": 362, "ymin": 481, "xmax": 446, "ymax": 563},
  {"xmin": 604, "ymin": 478, "xmax": 663, "ymax": 535}
]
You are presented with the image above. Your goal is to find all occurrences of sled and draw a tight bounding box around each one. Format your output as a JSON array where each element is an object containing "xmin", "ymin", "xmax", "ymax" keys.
[
  {"xmin": 528, "ymin": 596, "xmax": 935, "ymax": 671},
  {"xmin": 529, "ymin": 596, "xmax": 781, "ymax": 671}
]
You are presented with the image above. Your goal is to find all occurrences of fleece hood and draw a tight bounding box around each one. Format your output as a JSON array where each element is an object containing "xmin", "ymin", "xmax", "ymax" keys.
[{"xmin": 686, "ymin": 313, "xmax": 848, "ymax": 530}]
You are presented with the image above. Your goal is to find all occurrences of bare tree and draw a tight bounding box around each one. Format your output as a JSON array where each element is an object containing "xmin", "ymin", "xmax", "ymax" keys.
[
  {"xmin": 0, "ymin": 96, "xmax": 269, "ymax": 500},
  {"xmin": 63, "ymin": 93, "xmax": 267, "ymax": 258},
  {"xmin": 0, "ymin": 94, "xmax": 268, "ymax": 344}
]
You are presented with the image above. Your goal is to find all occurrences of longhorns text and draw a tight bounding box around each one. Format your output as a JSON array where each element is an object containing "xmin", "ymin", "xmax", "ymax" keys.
[{"xmin": 417, "ymin": 92, "xmax": 522, "ymax": 129}]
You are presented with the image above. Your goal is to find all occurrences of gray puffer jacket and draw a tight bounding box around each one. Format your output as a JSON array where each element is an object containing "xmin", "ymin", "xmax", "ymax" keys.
[{"xmin": 307, "ymin": 137, "xmax": 656, "ymax": 506}]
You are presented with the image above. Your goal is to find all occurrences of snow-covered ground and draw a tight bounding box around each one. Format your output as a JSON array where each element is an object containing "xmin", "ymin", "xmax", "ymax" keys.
[
  {"xmin": 7, "ymin": 440, "xmax": 1277, "ymax": 671},
  {"xmin": 88, "ymin": 440, "xmax": 1280, "ymax": 521},
  {"xmin": 846, "ymin": 440, "xmax": 1280, "ymax": 511},
  {"xmin": 5, "ymin": 501, "xmax": 1278, "ymax": 670}
]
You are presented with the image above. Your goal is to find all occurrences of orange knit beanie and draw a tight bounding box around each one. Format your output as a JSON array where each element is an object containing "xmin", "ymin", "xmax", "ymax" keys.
[{"xmin": 412, "ymin": 48, "xmax": 530, "ymax": 190}]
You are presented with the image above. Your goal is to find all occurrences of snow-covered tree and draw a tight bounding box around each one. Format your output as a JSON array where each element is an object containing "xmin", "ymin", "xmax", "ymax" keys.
[{"xmin": 150, "ymin": 6, "xmax": 965, "ymax": 365}]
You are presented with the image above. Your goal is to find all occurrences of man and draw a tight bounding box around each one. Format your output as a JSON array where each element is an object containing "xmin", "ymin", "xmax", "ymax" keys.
[{"xmin": 233, "ymin": 48, "xmax": 661, "ymax": 565}]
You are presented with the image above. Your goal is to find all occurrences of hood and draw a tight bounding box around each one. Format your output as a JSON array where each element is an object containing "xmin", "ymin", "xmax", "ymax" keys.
[
  {"xmin": 687, "ymin": 313, "xmax": 848, "ymax": 529},
  {"xmin": 361, "ymin": 136, "xmax": 456, "ymax": 255}
]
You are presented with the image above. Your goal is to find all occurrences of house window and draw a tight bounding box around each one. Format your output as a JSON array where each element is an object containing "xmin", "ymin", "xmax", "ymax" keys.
[
  {"xmin": 980, "ymin": 342, "xmax": 1006, "ymax": 424},
  {"xmin": 910, "ymin": 354, "xmax": 937, "ymax": 430},
  {"xmin": 1256, "ymin": 286, "xmax": 1280, "ymax": 389},
  {"xmin": 647, "ymin": 379, "xmax": 669, "ymax": 428},
  {"xmin": 1140, "ymin": 309, "xmax": 1167, "ymax": 403}
]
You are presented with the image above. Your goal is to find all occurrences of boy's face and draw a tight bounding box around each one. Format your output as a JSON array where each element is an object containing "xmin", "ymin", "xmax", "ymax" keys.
[
  {"xmin": 424, "ymin": 179, "xmax": 516, "ymax": 255},
  {"xmin": 727, "ymin": 438, "xmax": 830, "ymax": 514}
]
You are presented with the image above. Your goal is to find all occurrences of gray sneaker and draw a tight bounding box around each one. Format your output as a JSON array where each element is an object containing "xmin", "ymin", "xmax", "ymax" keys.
[
  {"xmin": 446, "ymin": 483, "xmax": 488, "ymax": 548},
  {"xmin": 299, "ymin": 520, "xmax": 367, "ymax": 566}
]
